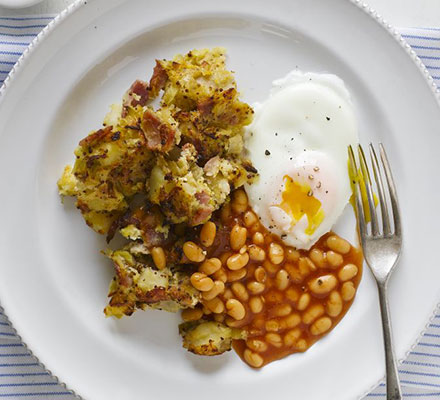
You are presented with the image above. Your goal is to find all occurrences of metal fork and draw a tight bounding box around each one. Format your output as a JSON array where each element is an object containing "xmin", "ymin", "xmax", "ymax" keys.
[{"xmin": 348, "ymin": 143, "xmax": 402, "ymax": 400}]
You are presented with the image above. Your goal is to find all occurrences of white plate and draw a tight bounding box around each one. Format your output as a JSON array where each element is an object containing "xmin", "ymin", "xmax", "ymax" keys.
[
  {"xmin": 1, "ymin": 1, "xmax": 440, "ymax": 399},
  {"xmin": 0, "ymin": 0, "xmax": 44, "ymax": 9}
]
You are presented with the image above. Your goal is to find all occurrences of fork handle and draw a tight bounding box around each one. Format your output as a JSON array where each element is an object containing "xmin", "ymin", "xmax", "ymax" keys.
[{"xmin": 377, "ymin": 281, "xmax": 402, "ymax": 400}]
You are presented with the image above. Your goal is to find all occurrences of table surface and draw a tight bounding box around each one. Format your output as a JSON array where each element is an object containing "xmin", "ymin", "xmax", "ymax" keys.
[{"xmin": 0, "ymin": 0, "xmax": 440, "ymax": 27}]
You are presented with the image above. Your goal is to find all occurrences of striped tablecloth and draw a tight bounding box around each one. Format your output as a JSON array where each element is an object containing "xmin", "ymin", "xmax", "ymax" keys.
[{"xmin": 1, "ymin": 15, "xmax": 440, "ymax": 400}]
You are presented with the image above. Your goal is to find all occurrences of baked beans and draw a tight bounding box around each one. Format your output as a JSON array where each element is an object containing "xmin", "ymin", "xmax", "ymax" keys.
[
  {"xmin": 254, "ymin": 266, "xmax": 267, "ymax": 283},
  {"xmin": 200, "ymin": 221, "xmax": 217, "ymax": 247},
  {"xmin": 230, "ymin": 224, "xmax": 247, "ymax": 251},
  {"xmin": 227, "ymin": 252, "xmax": 249, "ymax": 270},
  {"xmin": 199, "ymin": 258, "xmax": 222, "ymax": 275},
  {"xmin": 231, "ymin": 282, "xmax": 249, "ymax": 302},
  {"xmin": 249, "ymin": 244, "xmax": 266, "ymax": 262},
  {"xmin": 252, "ymin": 232, "xmax": 264, "ymax": 245},
  {"xmin": 226, "ymin": 299, "xmax": 246, "ymax": 320},
  {"xmin": 249, "ymin": 296, "xmax": 264, "ymax": 314},
  {"xmin": 231, "ymin": 189, "xmax": 248, "ymax": 214},
  {"xmin": 151, "ymin": 247, "xmax": 166, "ymax": 270},
  {"xmin": 179, "ymin": 190, "xmax": 363, "ymax": 368},
  {"xmin": 190, "ymin": 272, "xmax": 214, "ymax": 292},
  {"xmin": 181, "ymin": 307, "xmax": 203, "ymax": 322},
  {"xmin": 183, "ymin": 241, "xmax": 206, "ymax": 263},
  {"xmin": 202, "ymin": 280, "xmax": 225, "ymax": 301}
]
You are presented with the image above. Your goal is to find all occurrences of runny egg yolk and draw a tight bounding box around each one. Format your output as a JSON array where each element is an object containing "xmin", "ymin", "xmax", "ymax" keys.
[{"xmin": 276, "ymin": 176, "xmax": 325, "ymax": 235}]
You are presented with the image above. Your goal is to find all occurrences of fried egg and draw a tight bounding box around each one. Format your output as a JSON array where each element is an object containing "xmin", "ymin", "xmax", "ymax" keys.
[{"xmin": 245, "ymin": 71, "xmax": 358, "ymax": 250}]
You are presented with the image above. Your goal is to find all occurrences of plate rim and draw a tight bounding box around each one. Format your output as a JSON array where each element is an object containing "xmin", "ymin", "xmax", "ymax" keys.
[
  {"xmin": 1, "ymin": 0, "xmax": 439, "ymax": 105},
  {"xmin": 0, "ymin": 0, "xmax": 44, "ymax": 8},
  {"xmin": 0, "ymin": 1, "xmax": 439, "ymax": 399}
]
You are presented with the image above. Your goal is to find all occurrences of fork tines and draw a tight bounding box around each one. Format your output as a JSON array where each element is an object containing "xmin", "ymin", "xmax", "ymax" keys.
[{"xmin": 348, "ymin": 144, "xmax": 401, "ymax": 239}]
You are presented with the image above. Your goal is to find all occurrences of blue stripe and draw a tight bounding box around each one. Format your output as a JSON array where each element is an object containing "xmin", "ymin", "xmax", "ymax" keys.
[
  {"xmin": 0, "ymin": 364, "xmax": 38, "ymax": 368},
  {"xmin": 0, "ymin": 51, "xmax": 22, "ymax": 56},
  {"xmin": 424, "ymin": 333, "xmax": 440, "ymax": 339},
  {"xmin": 0, "ymin": 344, "xmax": 23, "ymax": 348},
  {"xmin": 411, "ymin": 351, "xmax": 440, "ymax": 358},
  {"xmin": 0, "ymin": 41, "xmax": 29, "ymax": 46},
  {"xmin": 419, "ymin": 55, "xmax": 440, "ymax": 60},
  {"xmin": 402, "ymin": 34, "xmax": 440, "ymax": 41},
  {"xmin": 411, "ymin": 44, "xmax": 440, "ymax": 51},
  {"xmin": 430, "ymin": 76, "xmax": 440, "ymax": 80},
  {"xmin": 0, "ymin": 373, "xmax": 49, "ymax": 377},
  {"xmin": 403, "ymin": 360, "xmax": 440, "ymax": 368},
  {"xmin": 0, "ymin": 354, "xmax": 31, "ymax": 358},
  {"xmin": 0, "ymin": 333, "xmax": 15, "ymax": 337},
  {"xmin": 0, "ymin": 322, "xmax": 9, "ymax": 326},
  {"xmin": 0, "ymin": 33, "xmax": 38, "ymax": 37},
  {"xmin": 0, "ymin": 61, "xmax": 15, "ymax": 65},
  {"xmin": 418, "ymin": 342, "xmax": 440, "ymax": 348},
  {"xmin": 429, "ymin": 324, "xmax": 440, "ymax": 328},
  {"xmin": 424, "ymin": 66, "xmax": 440, "ymax": 70},
  {"xmin": 0, "ymin": 382, "xmax": 59, "ymax": 388},
  {"xmin": 0, "ymin": 392, "xmax": 72, "ymax": 398},
  {"xmin": 409, "ymin": 26, "xmax": 440, "ymax": 32},
  {"xmin": 400, "ymin": 379, "xmax": 440, "ymax": 388},
  {"xmin": 367, "ymin": 393, "xmax": 440, "ymax": 397},
  {"xmin": 400, "ymin": 369, "xmax": 440, "ymax": 378},
  {"xmin": 0, "ymin": 17, "xmax": 53, "ymax": 21},
  {"xmin": 0, "ymin": 25, "xmax": 47, "ymax": 29}
]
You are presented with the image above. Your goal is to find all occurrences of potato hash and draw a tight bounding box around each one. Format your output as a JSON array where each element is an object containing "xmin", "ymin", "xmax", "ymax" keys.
[{"xmin": 58, "ymin": 48, "xmax": 256, "ymax": 356}]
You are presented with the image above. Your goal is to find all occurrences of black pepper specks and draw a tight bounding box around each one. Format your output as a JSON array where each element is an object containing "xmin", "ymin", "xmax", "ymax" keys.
[
  {"xmin": 111, "ymin": 132, "xmax": 120, "ymax": 141},
  {"xmin": 326, "ymin": 116, "xmax": 331, "ymax": 121},
  {"xmin": 265, "ymin": 150, "xmax": 271, "ymax": 156}
]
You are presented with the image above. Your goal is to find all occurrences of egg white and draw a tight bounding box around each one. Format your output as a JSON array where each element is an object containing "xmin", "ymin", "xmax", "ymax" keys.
[{"xmin": 245, "ymin": 71, "xmax": 359, "ymax": 250}]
